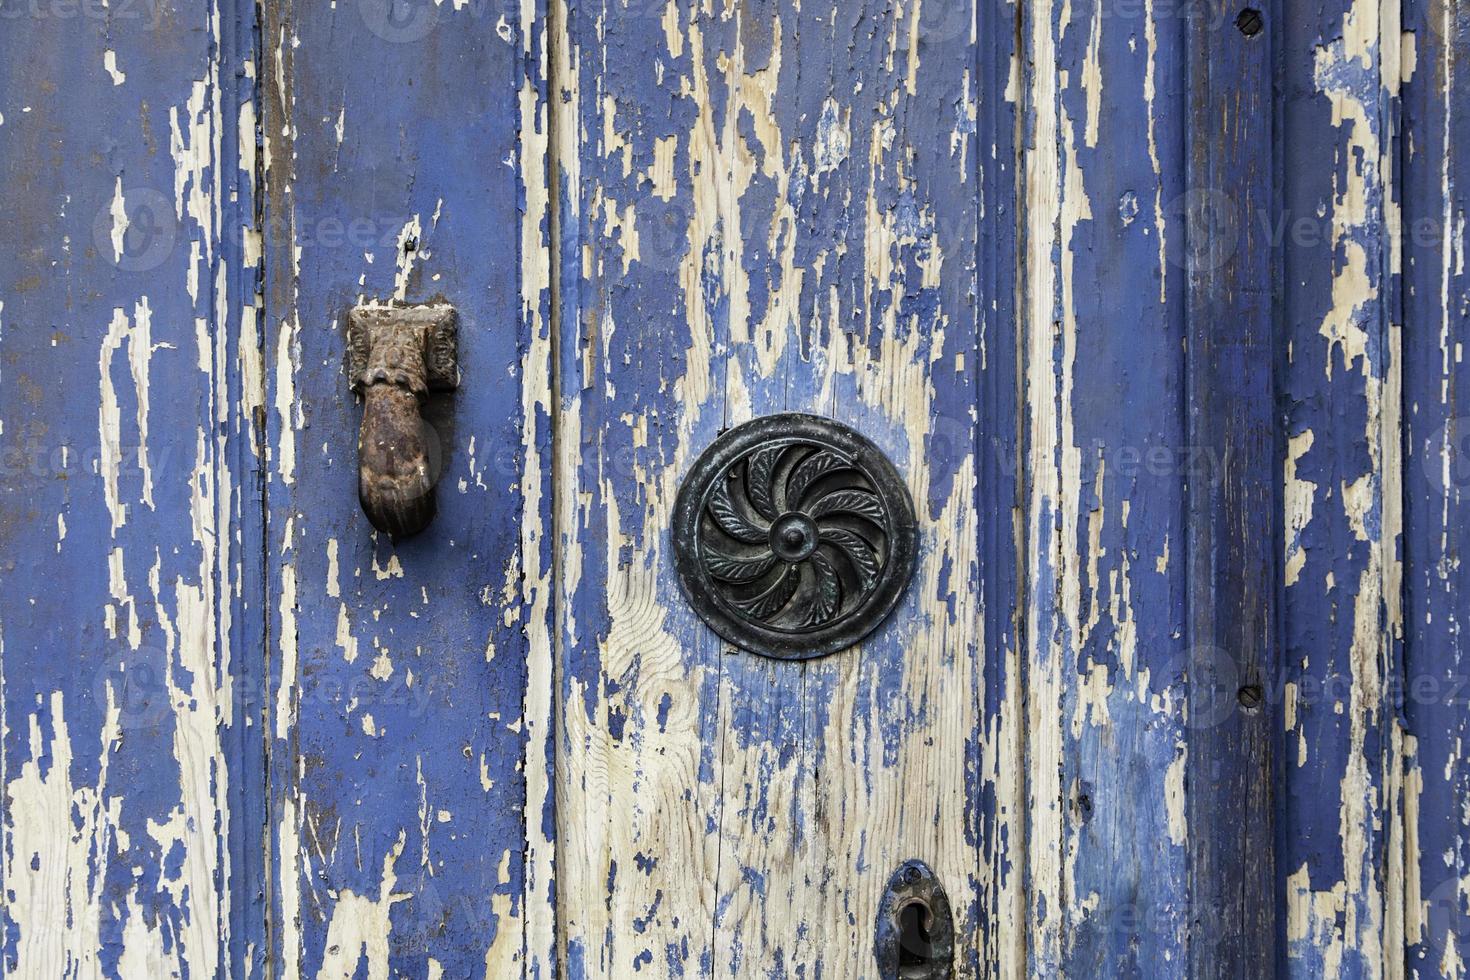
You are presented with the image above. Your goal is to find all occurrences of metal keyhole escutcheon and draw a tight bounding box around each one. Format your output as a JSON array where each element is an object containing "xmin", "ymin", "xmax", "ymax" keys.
[
  {"xmin": 671, "ymin": 414, "xmax": 918, "ymax": 660},
  {"xmin": 876, "ymin": 860, "xmax": 954, "ymax": 980}
]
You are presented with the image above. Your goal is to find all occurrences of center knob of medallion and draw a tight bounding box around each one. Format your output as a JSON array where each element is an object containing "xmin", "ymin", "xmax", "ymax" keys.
[{"xmin": 769, "ymin": 512, "xmax": 820, "ymax": 563}]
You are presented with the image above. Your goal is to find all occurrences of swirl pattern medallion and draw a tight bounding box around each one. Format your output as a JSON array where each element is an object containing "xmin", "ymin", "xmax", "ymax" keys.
[{"xmin": 671, "ymin": 414, "xmax": 918, "ymax": 660}]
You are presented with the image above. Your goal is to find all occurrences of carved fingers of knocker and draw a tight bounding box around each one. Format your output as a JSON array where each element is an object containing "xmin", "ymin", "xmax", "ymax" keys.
[
  {"xmin": 357, "ymin": 382, "xmax": 437, "ymax": 537},
  {"xmin": 346, "ymin": 305, "xmax": 458, "ymax": 538}
]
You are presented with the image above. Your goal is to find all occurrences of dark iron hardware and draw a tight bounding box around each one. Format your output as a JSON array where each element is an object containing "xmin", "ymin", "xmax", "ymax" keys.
[
  {"xmin": 346, "ymin": 304, "xmax": 457, "ymax": 538},
  {"xmin": 671, "ymin": 413, "xmax": 918, "ymax": 660},
  {"xmin": 875, "ymin": 860, "xmax": 954, "ymax": 980}
]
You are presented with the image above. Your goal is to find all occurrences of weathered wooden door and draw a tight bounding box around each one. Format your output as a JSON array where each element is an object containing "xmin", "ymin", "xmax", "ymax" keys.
[{"xmin": 4, "ymin": 0, "xmax": 1470, "ymax": 977}]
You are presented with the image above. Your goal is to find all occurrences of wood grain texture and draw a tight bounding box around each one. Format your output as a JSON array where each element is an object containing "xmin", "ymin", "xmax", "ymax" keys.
[
  {"xmin": 1279, "ymin": 1, "xmax": 1404, "ymax": 975},
  {"xmin": 1400, "ymin": 1, "xmax": 1470, "ymax": 976},
  {"xmin": 4, "ymin": 0, "xmax": 1470, "ymax": 975},
  {"xmin": 0, "ymin": 0, "xmax": 264, "ymax": 975},
  {"xmin": 260, "ymin": 1, "xmax": 554, "ymax": 975},
  {"xmin": 1018, "ymin": 0, "xmax": 1192, "ymax": 974},
  {"xmin": 976, "ymin": 1, "xmax": 1023, "ymax": 977},
  {"xmin": 1184, "ymin": 3, "xmax": 1279, "ymax": 976},
  {"xmin": 551, "ymin": 0, "xmax": 988, "ymax": 974}
]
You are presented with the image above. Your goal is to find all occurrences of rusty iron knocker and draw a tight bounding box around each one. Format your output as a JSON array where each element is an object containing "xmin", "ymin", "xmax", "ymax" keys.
[{"xmin": 345, "ymin": 304, "xmax": 458, "ymax": 538}]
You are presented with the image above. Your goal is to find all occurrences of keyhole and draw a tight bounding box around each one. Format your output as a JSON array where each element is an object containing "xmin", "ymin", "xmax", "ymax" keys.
[
  {"xmin": 897, "ymin": 899, "xmax": 933, "ymax": 975},
  {"xmin": 878, "ymin": 861, "xmax": 952, "ymax": 979}
]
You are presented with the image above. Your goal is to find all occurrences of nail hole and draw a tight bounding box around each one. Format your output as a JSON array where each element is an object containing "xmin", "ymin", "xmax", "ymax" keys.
[
  {"xmin": 1236, "ymin": 7, "xmax": 1264, "ymax": 36},
  {"xmin": 1076, "ymin": 792, "xmax": 1094, "ymax": 819}
]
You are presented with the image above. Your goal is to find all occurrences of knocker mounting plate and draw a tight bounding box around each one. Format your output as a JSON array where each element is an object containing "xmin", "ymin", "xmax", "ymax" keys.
[{"xmin": 671, "ymin": 414, "xmax": 918, "ymax": 660}]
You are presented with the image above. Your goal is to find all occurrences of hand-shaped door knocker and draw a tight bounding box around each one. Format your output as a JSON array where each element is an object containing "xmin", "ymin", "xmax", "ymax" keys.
[{"xmin": 345, "ymin": 304, "xmax": 457, "ymax": 538}]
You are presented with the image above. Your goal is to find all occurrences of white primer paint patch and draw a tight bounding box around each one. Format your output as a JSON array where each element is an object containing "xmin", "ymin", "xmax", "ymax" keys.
[
  {"xmin": 393, "ymin": 215, "xmax": 424, "ymax": 301},
  {"xmin": 109, "ymin": 178, "xmax": 128, "ymax": 261},
  {"xmin": 316, "ymin": 831, "xmax": 408, "ymax": 979},
  {"xmin": 3, "ymin": 691, "xmax": 125, "ymax": 975},
  {"xmin": 104, "ymin": 49, "xmax": 126, "ymax": 85},
  {"xmin": 1165, "ymin": 744, "xmax": 1188, "ymax": 844},
  {"xmin": 98, "ymin": 300, "xmax": 158, "ymax": 533},
  {"xmin": 275, "ymin": 320, "xmax": 299, "ymax": 485},
  {"xmin": 1284, "ymin": 429, "xmax": 1317, "ymax": 587}
]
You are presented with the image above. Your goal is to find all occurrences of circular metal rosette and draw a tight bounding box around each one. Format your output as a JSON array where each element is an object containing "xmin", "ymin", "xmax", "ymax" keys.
[{"xmin": 671, "ymin": 414, "xmax": 919, "ymax": 660}]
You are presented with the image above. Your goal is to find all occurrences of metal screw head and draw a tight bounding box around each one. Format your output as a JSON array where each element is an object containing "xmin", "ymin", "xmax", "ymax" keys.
[{"xmin": 1237, "ymin": 684, "xmax": 1265, "ymax": 711}]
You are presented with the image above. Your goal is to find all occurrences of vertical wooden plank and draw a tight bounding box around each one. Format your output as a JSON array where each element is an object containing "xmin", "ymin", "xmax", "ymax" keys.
[
  {"xmin": 549, "ymin": 0, "xmax": 727, "ymax": 966},
  {"xmin": 739, "ymin": 0, "xmax": 986, "ymax": 959},
  {"xmin": 1183, "ymin": 1, "xmax": 1280, "ymax": 975},
  {"xmin": 226, "ymin": 7, "xmax": 270, "ymax": 975},
  {"xmin": 978, "ymin": 0, "xmax": 1025, "ymax": 976},
  {"xmin": 0, "ymin": 0, "xmax": 265, "ymax": 975},
  {"xmin": 261, "ymin": 0, "xmax": 554, "ymax": 974},
  {"xmin": 1017, "ymin": 0, "xmax": 1191, "ymax": 973},
  {"xmin": 711, "ymin": 0, "xmax": 986, "ymax": 969},
  {"xmin": 1400, "ymin": 1, "xmax": 1470, "ymax": 976},
  {"xmin": 525, "ymin": 0, "xmax": 563, "ymax": 970},
  {"xmin": 552, "ymin": 0, "xmax": 991, "ymax": 973},
  {"xmin": 1278, "ymin": 0, "xmax": 1403, "ymax": 975}
]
